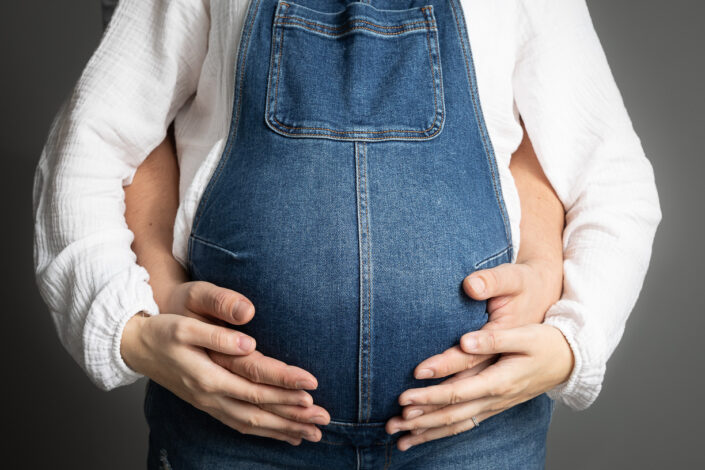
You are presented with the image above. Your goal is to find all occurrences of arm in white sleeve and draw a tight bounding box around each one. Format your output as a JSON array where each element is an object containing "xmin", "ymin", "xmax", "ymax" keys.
[
  {"xmin": 513, "ymin": 0, "xmax": 662, "ymax": 410},
  {"xmin": 32, "ymin": 0, "xmax": 209, "ymax": 390}
]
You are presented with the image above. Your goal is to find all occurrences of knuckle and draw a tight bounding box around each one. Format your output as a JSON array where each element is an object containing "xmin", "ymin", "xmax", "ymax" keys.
[
  {"xmin": 485, "ymin": 331, "xmax": 498, "ymax": 351},
  {"xmin": 464, "ymin": 355, "xmax": 477, "ymax": 370},
  {"xmin": 245, "ymin": 414, "xmax": 261, "ymax": 429},
  {"xmin": 448, "ymin": 389, "xmax": 462, "ymax": 405},
  {"xmin": 246, "ymin": 389, "xmax": 263, "ymax": 405},
  {"xmin": 485, "ymin": 269, "xmax": 499, "ymax": 291},
  {"xmin": 235, "ymin": 422, "xmax": 252, "ymax": 434},
  {"xmin": 243, "ymin": 359, "xmax": 262, "ymax": 382},
  {"xmin": 210, "ymin": 329, "xmax": 231, "ymax": 351},
  {"xmin": 181, "ymin": 373, "xmax": 198, "ymax": 392},
  {"xmin": 185, "ymin": 282, "xmax": 206, "ymax": 308},
  {"xmin": 487, "ymin": 381, "xmax": 500, "ymax": 397},
  {"xmin": 489, "ymin": 377, "xmax": 511, "ymax": 397},
  {"xmin": 171, "ymin": 319, "xmax": 191, "ymax": 343},
  {"xmin": 443, "ymin": 413, "xmax": 456, "ymax": 427},
  {"xmin": 191, "ymin": 393, "xmax": 211, "ymax": 410},
  {"xmin": 213, "ymin": 290, "xmax": 234, "ymax": 316},
  {"xmin": 199, "ymin": 375, "xmax": 220, "ymax": 394}
]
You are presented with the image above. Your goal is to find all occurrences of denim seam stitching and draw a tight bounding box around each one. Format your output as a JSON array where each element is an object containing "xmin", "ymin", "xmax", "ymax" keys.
[
  {"xmin": 473, "ymin": 245, "xmax": 512, "ymax": 270},
  {"xmin": 328, "ymin": 418, "xmax": 387, "ymax": 426},
  {"xmin": 189, "ymin": 234, "xmax": 242, "ymax": 260},
  {"xmin": 274, "ymin": 22, "xmax": 431, "ymax": 37},
  {"xmin": 269, "ymin": 22, "xmax": 441, "ymax": 135},
  {"xmin": 364, "ymin": 142, "xmax": 373, "ymax": 423},
  {"xmin": 384, "ymin": 440, "xmax": 392, "ymax": 469},
  {"xmin": 275, "ymin": 15, "xmax": 436, "ymax": 31},
  {"xmin": 266, "ymin": 7, "xmax": 443, "ymax": 139},
  {"xmin": 355, "ymin": 142, "xmax": 364, "ymax": 423},
  {"xmin": 448, "ymin": 0, "xmax": 514, "ymax": 257}
]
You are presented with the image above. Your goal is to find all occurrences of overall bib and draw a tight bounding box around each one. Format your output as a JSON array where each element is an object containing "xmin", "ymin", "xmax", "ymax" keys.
[{"xmin": 145, "ymin": 1, "xmax": 554, "ymax": 468}]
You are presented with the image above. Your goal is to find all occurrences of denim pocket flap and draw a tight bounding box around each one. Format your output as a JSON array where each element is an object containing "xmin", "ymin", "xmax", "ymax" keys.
[{"xmin": 265, "ymin": 1, "xmax": 445, "ymax": 142}]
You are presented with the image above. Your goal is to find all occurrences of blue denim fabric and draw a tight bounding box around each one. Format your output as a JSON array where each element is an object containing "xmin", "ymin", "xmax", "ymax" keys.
[{"xmin": 146, "ymin": 0, "xmax": 554, "ymax": 467}]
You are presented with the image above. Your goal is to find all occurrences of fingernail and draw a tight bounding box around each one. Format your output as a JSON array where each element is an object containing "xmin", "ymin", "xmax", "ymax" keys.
[
  {"xmin": 399, "ymin": 441, "xmax": 412, "ymax": 451},
  {"xmin": 388, "ymin": 426, "xmax": 400, "ymax": 434},
  {"xmin": 463, "ymin": 336, "xmax": 478, "ymax": 351},
  {"xmin": 232, "ymin": 300, "xmax": 253, "ymax": 321},
  {"xmin": 469, "ymin": 277, "xmax": 485, "ymax": 294},
  {"xmin": 303, "ymin": 431, "xmax": 319, "ymax": 441},
  {"xmin": 406, "ymin": 409, "xmax": 423, "ymax": 420},
  {"xmin": 309, "ymin": 415, "xmax": 329, "ymax": 425},
  {"xmin": 416, "ymin": 368, "xmax": 434, "ymax": 379},
  {"xmin": 238, "ymin": 336, "xmax": 255, "ymax": 351},
  {"xmin": 295, "ymin": 380, "xmax": 317, "ymax": 389},
  {"xmin": 400, "ymin": 399, "xmax": 413, "ymax": 406},
  {"xmin": 411, "ymin": 428, "xmax": 424, "ymax": 435}
]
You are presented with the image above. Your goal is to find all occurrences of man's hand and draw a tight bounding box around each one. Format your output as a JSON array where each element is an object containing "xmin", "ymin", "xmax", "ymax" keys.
[
  {"xmin": 386, "ymin": 324, "xmax": 573, "ymax": 450},
  {"xmin": 407, "ymin": 259, "xmax": 561, "ymax": 388},
  {"xmin": 385, "ymin": 256, "xmax": 565, "ymax": 450},
  {"xmin": 121, "ymin": 281, "xmax": 331, "ymax": 446}
]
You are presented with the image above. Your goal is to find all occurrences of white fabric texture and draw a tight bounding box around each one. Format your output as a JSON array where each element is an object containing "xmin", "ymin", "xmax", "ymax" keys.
[{"xmin": 33, "ymin": 0, "xmax": 661, "ymax": 411}]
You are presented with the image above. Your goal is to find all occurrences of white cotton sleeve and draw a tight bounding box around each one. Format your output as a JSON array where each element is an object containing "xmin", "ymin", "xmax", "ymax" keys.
[
  {"xmin": 32, "ymin": 0, "xmax": 210, "ymax": 390},
  {"xmin": 513, "ymin": 0, "xmax": 662, "ymax": 410}
]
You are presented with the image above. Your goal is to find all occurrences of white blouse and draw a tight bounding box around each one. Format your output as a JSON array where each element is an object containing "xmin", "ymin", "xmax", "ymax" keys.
[{"xmin": 33, "ymin": 0, "xmax": 661, "ymax": 411}]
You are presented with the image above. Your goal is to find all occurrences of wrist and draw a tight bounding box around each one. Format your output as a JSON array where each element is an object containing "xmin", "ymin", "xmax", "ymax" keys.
[
  {"xmin": 151, "ymin": 279, "xmax": 183, "ymax": 311},
  {"xmin": 120, "ymin": 312, "xmax": 151, "ymax": 375},
  {"xmin": 521, "ymin": 256, "xmax": 563, "ymax": 304},
  {"xmin": 546, "ymin": 324, "xmax": 575, "ymax": 386}
]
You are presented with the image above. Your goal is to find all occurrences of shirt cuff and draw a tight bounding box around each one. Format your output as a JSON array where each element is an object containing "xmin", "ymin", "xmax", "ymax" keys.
[
  {"xmin": 82, "ymin": 265, "xmax": 160, "ymax": 391},
  {"xmin": 543, "ymin": 301, "xmax": 606, "ymax": 411}
]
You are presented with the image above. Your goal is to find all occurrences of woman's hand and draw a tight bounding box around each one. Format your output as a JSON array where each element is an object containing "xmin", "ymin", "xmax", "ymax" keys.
[
  {"xmin": 120, "ymin": 282, "xmax": 331, "ymax": 446},
  {"xmin": 385, "ymin": 254, "xmax": 565, "ymax": 450},
  {"xmin": 386, "ymin": 324, "xmax": 574, "ymax": 451},
  {"xmin": 407, "ymin": 257, "xmax": 562, "ymax": 392}
]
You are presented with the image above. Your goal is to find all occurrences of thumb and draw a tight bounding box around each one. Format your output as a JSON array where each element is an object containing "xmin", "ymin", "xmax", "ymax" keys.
[
  {"xmin": 184, "ymin": 281, "xmax": 255, "ymax": 325},
  {"xmin": 460, "ymin": 325, "xmax": 537, "ymax": 355},
  {"xmin": 463, "ymin": 263, "xmax": 528, "ymax": 301}
]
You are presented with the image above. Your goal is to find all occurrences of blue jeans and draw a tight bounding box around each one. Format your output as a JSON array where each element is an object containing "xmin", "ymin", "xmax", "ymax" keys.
[{"xmin": 147, "ymin": 0, "xmax": 555, "ymax": 468}]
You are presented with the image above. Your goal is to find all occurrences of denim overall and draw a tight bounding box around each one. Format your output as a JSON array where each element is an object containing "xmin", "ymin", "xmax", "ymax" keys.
[{"xmin": 145, "ymin": 0, "xmax": 554, "ymax": 468}]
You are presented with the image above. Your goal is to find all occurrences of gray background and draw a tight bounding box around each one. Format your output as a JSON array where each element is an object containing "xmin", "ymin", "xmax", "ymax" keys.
[{"xmin": 1, "ymin": 0, "xmax": 702, "ymax": 468}]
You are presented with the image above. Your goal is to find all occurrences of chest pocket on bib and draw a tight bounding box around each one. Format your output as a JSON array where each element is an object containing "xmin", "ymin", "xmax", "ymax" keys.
[{"xmin": 265, "ymin": 1, "xmax": 445, "ymax": 142}]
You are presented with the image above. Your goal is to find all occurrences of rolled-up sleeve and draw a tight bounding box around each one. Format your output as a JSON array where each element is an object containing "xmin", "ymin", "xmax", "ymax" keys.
[
  {"xmin": 32, "ymin": 0, "xmax": 210, "ymax": 390},
  {"xmin": 513, "ymin": 0, "xmax": 662, "ymax": 410}
]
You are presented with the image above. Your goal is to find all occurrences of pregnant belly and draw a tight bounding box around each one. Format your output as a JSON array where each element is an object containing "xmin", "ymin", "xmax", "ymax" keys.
[{"xmin": 188, "ymin": 143, "xmax": 509, "ymax": 422}]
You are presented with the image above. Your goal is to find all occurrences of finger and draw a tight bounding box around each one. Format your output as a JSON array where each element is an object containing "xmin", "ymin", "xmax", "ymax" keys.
[
  {"xmin": 402, "ymin": 404, "xmax": 442, "ymax": 420},
  {"xmin": 401, "ymin": 359, "xmax": 495, "ymax": 419},
  {"xmin": 397, "ymin": 373, "xmax": 496, "ymax": 407},
  {"xmin": 186, "ymin": 281, "xmax": 255, "ymax": 325},
  {"xmin": 463, "ymin": 263, "xmax": 529, "ymax": 300},
  {"xmin": 486, "ymin": 295, "xmax": 511, "ymax": 314},
  {"xmin": 258, "ymin": 403, "xmax": 331, "ymax": 426},
  {"xmin": 387, "ymin": 396, "xmax": 496, "ymax": 435},
  {"xmin": 177, "ymin": 316, "xmax": 256, "ymax": 354},
  {"xmin": 413, "ymin": 345, "xmax": 494, "ymax": 380},
  {"xmin": 217, "ymin": 396, "xmax": 322, "ymax": 442},
  {"xmin": 460, "ymin": 325, "xmax": 538, "ymax": 355},
  {"xmin": 481, "ymin": 309, "xmax": 523, "ymax": 331},
  {"xmin": 209, "ymin": 350, "xmax": 318, "ymax": 390},
  {"xmin": 209, "ymin": 365, "xmax": 315, "ymax": 407},
  {"xmin": 397, "ymin": 410, "xmax": 498, "ymax": 451}
]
